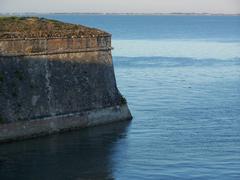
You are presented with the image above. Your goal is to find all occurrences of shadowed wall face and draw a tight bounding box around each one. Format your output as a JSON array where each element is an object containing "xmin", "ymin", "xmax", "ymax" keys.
[{"xmin": 0, "ymin": 50, "xmax": 122, "ymax": 123}]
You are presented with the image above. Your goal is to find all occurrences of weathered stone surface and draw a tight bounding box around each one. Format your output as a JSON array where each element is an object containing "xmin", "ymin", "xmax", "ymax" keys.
[
  {"xmin": 0, "ymin": 36, "xmax": 111, "ymax": 56},
  {"xmin": 0, "ymin": 17, "xmax": 132, "ymax": 142}
]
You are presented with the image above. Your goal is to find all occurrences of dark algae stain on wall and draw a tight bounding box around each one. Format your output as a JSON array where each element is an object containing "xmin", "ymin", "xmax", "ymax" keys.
[{"xmin": 0, "ymin": 17, "xmax": 132, "ymax": 142}]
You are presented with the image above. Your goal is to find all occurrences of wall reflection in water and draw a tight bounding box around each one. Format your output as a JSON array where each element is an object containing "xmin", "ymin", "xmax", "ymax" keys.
[{"xmin": 0, "ymin": 121, "xmax": 131, "ymax": 180}]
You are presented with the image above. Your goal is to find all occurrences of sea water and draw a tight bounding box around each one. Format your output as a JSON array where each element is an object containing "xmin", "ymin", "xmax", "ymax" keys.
[{"xmin": 0, "ymin": 15, "xmax": 239, "ymax": 179}]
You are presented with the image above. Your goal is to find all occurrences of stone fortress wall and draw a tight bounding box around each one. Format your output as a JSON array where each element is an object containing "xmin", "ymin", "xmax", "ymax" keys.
[{"xmin": 0, "ymin": 18, "xmax": 132, "ymax": 142}]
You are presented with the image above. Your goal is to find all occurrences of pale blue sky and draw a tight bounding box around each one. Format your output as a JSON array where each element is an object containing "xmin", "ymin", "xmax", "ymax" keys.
[{"xmin": 1, "ymin": 0, "xmax": 240, "ymax": 14}]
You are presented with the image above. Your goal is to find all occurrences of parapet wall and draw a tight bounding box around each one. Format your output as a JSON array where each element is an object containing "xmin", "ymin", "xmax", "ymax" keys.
[
  {"xmin": 0, "ymin": 35, "xmax": 111, "ymax": 56},
  {"xmin": 0, "ymin": 32, "xmax": 132, "ymax": 142}
]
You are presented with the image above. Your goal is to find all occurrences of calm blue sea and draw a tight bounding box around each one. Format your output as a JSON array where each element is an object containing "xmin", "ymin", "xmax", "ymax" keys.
[{"xmin": 0, "ymin": 15, "xmax": 240, "ymax": 180}]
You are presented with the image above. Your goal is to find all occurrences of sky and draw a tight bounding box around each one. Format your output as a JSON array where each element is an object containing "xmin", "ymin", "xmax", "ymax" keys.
[{"xmin": 1, "ymin": 0, "xmax": 240, "ymax": 14}]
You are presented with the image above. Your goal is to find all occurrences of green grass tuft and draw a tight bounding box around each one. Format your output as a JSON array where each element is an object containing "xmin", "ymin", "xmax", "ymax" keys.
[
  {"xmin": 120, "ymin": 96, "xmax": 127, "ymax": 105},
  {"xmin": 0, "ymin": 72, "xmax": 4, "ymax": 82},
  {"xmin": 0, "ymin": 115, "xmax": 4, "ymax": 124},
  {"xmin": 15, "ymin": 70, "xmax": 23, "ymax": 81}
]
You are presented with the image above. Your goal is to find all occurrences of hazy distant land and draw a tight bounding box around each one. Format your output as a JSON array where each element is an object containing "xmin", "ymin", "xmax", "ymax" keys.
[{"xmin": 1, "ymin": 12, "xmax": 240, "ymax": 16}]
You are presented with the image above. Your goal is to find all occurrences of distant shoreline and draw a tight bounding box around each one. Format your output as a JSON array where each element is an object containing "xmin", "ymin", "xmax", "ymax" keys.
[{"xmin": 1, "ymin": 12, "xmax": 240, "ymax": 16}]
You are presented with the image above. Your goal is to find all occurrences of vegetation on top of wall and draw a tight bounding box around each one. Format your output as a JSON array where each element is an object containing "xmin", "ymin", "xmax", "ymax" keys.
[{"xmin": 0, "ymin": 16, "xmax": 109, "ymax": 39}]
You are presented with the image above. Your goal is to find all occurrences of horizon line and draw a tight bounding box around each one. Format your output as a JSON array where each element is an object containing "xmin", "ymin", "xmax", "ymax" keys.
[{"xmin": 1, "ymin": 12, "xmax": 240, "ymax": 16}]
